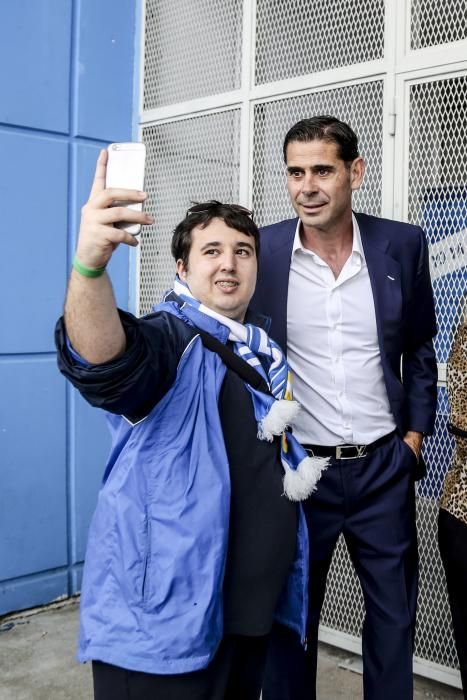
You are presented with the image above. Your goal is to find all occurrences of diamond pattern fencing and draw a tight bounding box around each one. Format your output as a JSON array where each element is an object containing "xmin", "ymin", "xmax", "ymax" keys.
[
  {"xmin": 406, "ymin": 75, "xmax": 467, "ymax": 670},
  {"xmin": 255, "ymin": 0, "xmax": 385, "ymax": 85},
  {"xmin": 252, "ymin": 81, "xmax": 384, "ymax": 227},
  {"xmin": 143, "ymin": 0, "xmax": 243, "ymax": 110},
  {"xmin": 139, "ymin": 110, "xmax": 241, "ymax": 314},
  {"xmin": 411, "ymin": 0, "xmax": 467, "ymax": 50},
  {"xmin": 408, "ymin": 75, "xmax": 467, "ymax": 364},
  {"xmin": 417, "ymin": 389, "xmax": 457, "ymax": 667}
]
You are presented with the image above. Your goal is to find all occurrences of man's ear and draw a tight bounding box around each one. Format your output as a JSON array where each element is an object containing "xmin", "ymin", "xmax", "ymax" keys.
[
  {"xmin": 350, "ymin": 156, "xmax": 365, "ymax": 191},
  {"xmin": 176, "ymin": 259, "xmax": 187, "ymax": 280}
]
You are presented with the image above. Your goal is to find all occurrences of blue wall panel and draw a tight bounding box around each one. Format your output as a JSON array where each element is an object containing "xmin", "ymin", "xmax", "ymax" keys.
[
  {"xmin": 0, "ymin": 359, "xmax": 67, "ymax": 580},
  {"xmin": 0, "ymin": 131, "xmax": 68, "ymax": 354},
  {"xmin": 70, "ymin": 563, "xmax": 84, "ymax": 595},
  {"xmin": 71, "ymin": 393, "xmax": 110, "ymax": 564},
  {"xmin": 0, "ymin": 0, "xmax": 139, "ymax": 615},
  {"xmin": 0, "ymin": 0, "xmax": 72, "ymax": 133},
  {"xmin": 0, "ymin": 572, "xmax": 68, "ymax": 616},
  {"xmin": 75, "ymin": 0, "xmax": 138, "ymax": 141}
]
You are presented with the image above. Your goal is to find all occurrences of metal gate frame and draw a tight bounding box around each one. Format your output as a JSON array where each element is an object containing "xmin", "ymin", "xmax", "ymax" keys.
[{"xmin": 137, "ymin": 0, "xmax": 467, "ymax": 687}]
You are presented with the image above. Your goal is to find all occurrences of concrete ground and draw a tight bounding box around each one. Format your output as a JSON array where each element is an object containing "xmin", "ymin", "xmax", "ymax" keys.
[{"xmin": 0, "ymin": 599, "xmax": 463, "ymax": 700}]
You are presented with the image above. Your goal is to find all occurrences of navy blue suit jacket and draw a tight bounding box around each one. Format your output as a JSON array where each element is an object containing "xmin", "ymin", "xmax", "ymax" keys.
[{"xmin": 251, "ymin": 212, "xmax": 438, "ymax": 439}]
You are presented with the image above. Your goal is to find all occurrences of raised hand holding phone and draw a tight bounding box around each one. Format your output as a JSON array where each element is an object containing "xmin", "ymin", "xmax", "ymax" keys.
[
  {"xmin": 65, "ymin": 148, "xmax": 153, "ymax": 364},
  {"xmin": 74, "ymin": 147, "xmax": 153, "ymax": 272},
  {"xmin": 106, "ymin": 142, "xmax": 147, "ymax": 235}
]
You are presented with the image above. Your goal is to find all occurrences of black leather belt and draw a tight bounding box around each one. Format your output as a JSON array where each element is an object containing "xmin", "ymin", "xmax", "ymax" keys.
[{"xmin": 303, "ymin": 431, "xmax": 395, "ymax": 461}]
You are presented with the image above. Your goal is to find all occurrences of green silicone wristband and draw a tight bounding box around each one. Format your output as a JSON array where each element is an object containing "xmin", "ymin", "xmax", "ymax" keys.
[{"xmin": 72, "ymin": 255, "xmax": 106, "ymax": 278}]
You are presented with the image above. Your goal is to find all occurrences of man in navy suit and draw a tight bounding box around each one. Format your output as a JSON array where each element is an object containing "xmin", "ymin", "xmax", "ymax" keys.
[{"xmin": 252, "ymin": 116, "xmax": 437, "ymax": 700}]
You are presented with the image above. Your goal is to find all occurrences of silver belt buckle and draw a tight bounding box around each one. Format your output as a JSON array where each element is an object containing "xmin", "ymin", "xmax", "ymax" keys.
[{"xmin": 336, "ymin": 444, "xmax": 367, "ymax": 460}]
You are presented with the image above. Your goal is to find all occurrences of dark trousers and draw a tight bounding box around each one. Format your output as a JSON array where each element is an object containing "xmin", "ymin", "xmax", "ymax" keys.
[
  {"xmin": 92, "ymin": 634, "xmax": 269, "ymax": 700},
  {"xmin": 262, "ymin": 434, "xmax": 418, "ymax": 700},
  {"xmin": 438, "ymin": 508, "xmax": 467, "ymax": 693}
]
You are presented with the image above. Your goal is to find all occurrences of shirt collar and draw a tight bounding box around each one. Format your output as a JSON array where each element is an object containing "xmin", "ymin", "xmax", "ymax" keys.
[{"xmin": 292, "ymin": 213, "xmax": 364, "ymax": 261}]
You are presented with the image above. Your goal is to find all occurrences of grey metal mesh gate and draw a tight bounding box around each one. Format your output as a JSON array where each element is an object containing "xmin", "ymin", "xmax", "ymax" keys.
[
  {"xmin": 143, "ymin": 0, "xmax": 243, "ymax": 109},
  {"xmin": 407, "ymin": 74, "xmax": 467, "ymax": 670},
  {"xmin": 139, "ymin": 0, "xmax": 467, "ymax": 686},
  {"xmin": 255, "ymin": 0, "xmax": 385, "ymax": 83},
  {"xmin": 410, "ymin": 0, "xmax": 467, "ymax": 50},
  {"xmin": 139, "ymin": 110, "xmax": 241, "ymax": 313}
]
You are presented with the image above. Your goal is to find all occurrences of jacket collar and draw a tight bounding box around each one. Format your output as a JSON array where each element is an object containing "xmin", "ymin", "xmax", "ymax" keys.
[{"xmin": 354, "ymin": 212, "xmax": 390, "ymax": 255}]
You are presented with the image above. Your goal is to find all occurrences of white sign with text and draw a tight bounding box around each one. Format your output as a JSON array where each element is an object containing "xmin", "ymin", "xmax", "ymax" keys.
[{"xmin": 429, "ymin": 229, "xmax": 467, "ymax": 281}]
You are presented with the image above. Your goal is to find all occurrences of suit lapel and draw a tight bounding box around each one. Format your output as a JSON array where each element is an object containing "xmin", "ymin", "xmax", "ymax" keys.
[
  {"xmin": 357, "ymin": 213, "xmax": 402, "ymax": 355},
  {"xmin": 263, "ymin": 219, "xmax": 296, "ymax": 351}
]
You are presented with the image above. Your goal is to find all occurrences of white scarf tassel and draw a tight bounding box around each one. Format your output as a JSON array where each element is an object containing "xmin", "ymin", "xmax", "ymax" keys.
[
  {"xmin": 283, "ymin": 456, "xmax": 329, "ymax": 502},
  {"xmin": 258, "ymin": 399, "xmax": 301, "ymax": 441}
]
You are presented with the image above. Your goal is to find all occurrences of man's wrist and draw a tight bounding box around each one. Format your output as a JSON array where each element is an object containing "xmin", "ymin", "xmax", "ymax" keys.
[
  {"xmin": 72, "ymin": 255, "xmax": 107, "ymax": 278},
  {"xmin": 403, "ymin": 430, "xmax": 423, "ymax": 460}
]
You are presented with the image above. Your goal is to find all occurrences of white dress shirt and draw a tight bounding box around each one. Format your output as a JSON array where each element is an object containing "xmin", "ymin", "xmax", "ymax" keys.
[{"xmin": 287, "ymin": 215, "xmax": 396, "ymax": 446}]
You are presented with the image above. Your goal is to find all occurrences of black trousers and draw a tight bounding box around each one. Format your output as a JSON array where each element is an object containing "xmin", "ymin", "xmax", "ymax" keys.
[
  {"xmin": 262, "ymin": 434, "xmax": 418, "ymax": 700},
  {"xmin": 438, "ymin": 508, "xmax": 467, "ymax": 694},
  {"xmin": 92, "ymin": 634, "xmax": 269, "ymax": 700}
]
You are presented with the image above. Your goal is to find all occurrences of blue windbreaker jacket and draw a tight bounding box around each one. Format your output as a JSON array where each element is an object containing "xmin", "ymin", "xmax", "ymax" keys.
[{"xmin": 55, "ymin": 299, "xmax": 309, "ymax": 674}]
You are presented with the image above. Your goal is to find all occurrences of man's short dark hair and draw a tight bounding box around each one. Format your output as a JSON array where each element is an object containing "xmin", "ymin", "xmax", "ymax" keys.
[
  {"xmin": 171, "ymin": 201, "xmax": 260, "ymax": 268},
  {"xmin": 283, "ymin": 116, "xmax": 360, "ymax": 165}
]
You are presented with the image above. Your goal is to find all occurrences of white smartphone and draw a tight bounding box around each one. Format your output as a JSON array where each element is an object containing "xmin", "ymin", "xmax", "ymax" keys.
[{"xmin": 106, "ymin": 142, "xmax": 146, "ymax": 235}]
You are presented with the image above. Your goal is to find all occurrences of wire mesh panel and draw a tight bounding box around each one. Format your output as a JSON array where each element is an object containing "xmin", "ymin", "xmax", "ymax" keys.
[
  {"xmin": 406, "ymin": 74, "xmax": 467, "ymax": 670},
  {"xmin": 143, "ymin": 0, "xmax": 243, "ymax": 110},
  {"xmin": 416, "ymin": 389, "xmax": 457, "ymax": 667},
  {"xmin": 255, "ymin": 0, "xmax": 385, "ymax": 85},
  {"xmin": 411, "ymin": 0, "xmax": 467, "ymax": 50},
  {"xmin": 408, "ymin": 75, "xmax": 467, "ymax": 364},
  {"xmin": 139, "ymin": 110, "xmax": 241, "ymax": 314},
  {"xmin": 252, "ymin": 81, "xmax": 384, "ymax": 227},
  {"xmin": 320, "ymin": 542, "xmax": 365, "ymax": 638}
]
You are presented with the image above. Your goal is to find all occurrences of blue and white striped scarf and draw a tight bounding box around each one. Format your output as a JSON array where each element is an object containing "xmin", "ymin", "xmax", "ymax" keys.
[{"xmin": 172, "ymin": 276, "xmax": 327, "ymax": 501}]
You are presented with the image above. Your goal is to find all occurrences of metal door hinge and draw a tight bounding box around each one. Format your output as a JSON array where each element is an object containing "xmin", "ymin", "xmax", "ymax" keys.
[{"xmin": 388, "ymin": 97, "xmax": 397, "ymax": 136}]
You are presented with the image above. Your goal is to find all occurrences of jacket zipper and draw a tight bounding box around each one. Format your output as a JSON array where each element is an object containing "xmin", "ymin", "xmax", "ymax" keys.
[{"xmin": 141, "ymin": 515, "xmax": 151, "ymax": 603}]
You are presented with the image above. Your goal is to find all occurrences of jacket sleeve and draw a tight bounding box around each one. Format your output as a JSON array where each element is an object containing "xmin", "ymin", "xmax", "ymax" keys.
[
  {"xmin": 54, "ymin": 309, "xmax": 187, "ymax": 423},
  {"xmin": 401, "ymin": 227, "xmax": 438, "ymax": 435}
]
